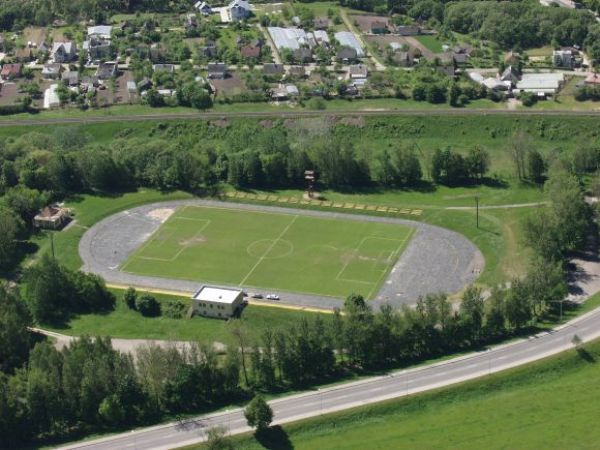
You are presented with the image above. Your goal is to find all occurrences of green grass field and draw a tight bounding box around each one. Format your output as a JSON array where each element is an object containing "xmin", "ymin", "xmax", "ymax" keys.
[
  {"xmin": 47, "ymin": 288, "xmax": 322, "ymax": 345},
  {"xmin": 414, "ymin": 35, "xmax": 445, "ymax": 53},
  {"xmin": 191, "ymin": 338, "xmax": 600, "ymax": 450},
  {"xmin": 122, "ymin": 206, "xmax": 413, "ymax": 298}
]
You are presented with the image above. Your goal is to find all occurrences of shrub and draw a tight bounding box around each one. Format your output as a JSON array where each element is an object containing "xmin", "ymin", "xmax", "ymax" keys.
[
  {"xmin": 163, "ymin": 300, "xmax": 187, "ymax": 319},
  {"xmin": 135, "ymin": 295, "xmax": 161, "ymax": 317},
  {"xmin": 124, "ymin": 287, "xmax": 137, "ymax": 310}
]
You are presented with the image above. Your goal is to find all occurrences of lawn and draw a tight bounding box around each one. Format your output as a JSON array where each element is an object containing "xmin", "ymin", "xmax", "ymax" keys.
[
  {"xmin": 190, "ymin": 338, "xmax": 600, "ymax": 450},
  {"xmin": 414, "ymin": 34, "xmax": 444, "ymax": 53},
  {"xmin": 47, "ymin": 288, "xmax": 322, "ymax": 345},
  {"xmin": 122, "ymin": 205, "xmax": 413, "ymax": 299}
]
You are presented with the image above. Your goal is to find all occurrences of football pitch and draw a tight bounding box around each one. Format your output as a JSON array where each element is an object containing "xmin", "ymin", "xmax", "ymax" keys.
[{"xmin": 121, "ymin": 206, "xmax": 414, "ymax": 298}]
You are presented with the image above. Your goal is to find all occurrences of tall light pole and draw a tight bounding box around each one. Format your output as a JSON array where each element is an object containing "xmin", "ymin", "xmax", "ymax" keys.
[{"xmin": 475, "ymin": 196, "xmax": 480, "ymax": 229}]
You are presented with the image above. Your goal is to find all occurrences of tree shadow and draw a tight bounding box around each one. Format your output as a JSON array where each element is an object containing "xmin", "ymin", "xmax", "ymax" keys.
[
  {"xmin": 255, "ymin": 426, "xmax": 294, "ymax": 450},
  {"xmin": 576, "ymin": 347, "xmax": 596, "ymax": 363}
]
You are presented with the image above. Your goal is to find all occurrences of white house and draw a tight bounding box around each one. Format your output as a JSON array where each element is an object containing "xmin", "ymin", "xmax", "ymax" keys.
[
  {"xmin": 87, "ymin": 25, "xmax": 113, "ymax": 40},
  {"xmin": 228, "ymin": 0, "xmax": 251, "ymax": 21},
  {"xmin": 192, "ymin": 286, "xmax": 244, "ymax": 319},
  {"xmin": 195, "ymin": 1, "xmax": 213, "ymax": 15}
]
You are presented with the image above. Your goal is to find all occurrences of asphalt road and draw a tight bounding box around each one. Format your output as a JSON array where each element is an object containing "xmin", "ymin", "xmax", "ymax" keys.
[
  {"xmin": 56, "ymin": 305, "xmax": 600, "ymax": 450},
  {"xmin": 1, "ymin": 107, "xmax": 600, "ymax": 128}
]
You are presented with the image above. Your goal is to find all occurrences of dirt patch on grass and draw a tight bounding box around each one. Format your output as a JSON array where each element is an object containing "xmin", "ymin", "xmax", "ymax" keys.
[
  {"xmin": 352, "ymin": 14, "xmax": 392, "ymax": 34},
  {"xmin": 210, "ymin": 119, "xmax": 229, "ymax": 128},
  {"xmin": 338, "ymin": 116, "xmax": 365, "ymax": 128},
  {"xmin": 147, "ymin": 208, "xmax": 174, "ymax": 223},
  {"xmin": 260, "ymin": 119, "xmax": 274, "ymax": 128},
  {"xmin": 179, "ymin": 235, "xmax": 206, "ymax": 246}
]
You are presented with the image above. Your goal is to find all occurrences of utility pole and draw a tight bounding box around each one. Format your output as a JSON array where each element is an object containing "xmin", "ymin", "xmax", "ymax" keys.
[
  {"xmin": 475, "ymin": 196, "xmax": 480, "ymax": 229},
  {"xmin": 50, "ymin": 233, "xmax": 55, "ymax": 260}
]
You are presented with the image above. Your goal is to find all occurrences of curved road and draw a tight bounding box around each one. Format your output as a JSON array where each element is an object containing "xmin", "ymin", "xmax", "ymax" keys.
[{"xmin": 57, "ymin": 304, "xmax": 600, "ymax": 450}]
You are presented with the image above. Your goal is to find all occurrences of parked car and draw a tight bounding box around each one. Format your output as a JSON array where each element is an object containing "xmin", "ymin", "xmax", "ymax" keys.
[
  {"xmin": 266, "ymin": 294, "xmax": 280, "ymax": 300},
  {"xmin": 250, "ymin": 293, "xmax": 263, "ymax": 299}
]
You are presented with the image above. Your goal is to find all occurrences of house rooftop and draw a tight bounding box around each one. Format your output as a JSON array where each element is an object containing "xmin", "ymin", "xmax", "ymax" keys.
[{"xmin": 193, "ymin": 286, "xmax": 243, "ymax": 304}]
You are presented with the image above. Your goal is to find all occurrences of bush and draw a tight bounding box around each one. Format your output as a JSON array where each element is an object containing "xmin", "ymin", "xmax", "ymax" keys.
[
  {"xmin": 163, "ymin": 300, "xmax": 187, "ymax": 319},
  {"xmin": 520, "ymin": 91, "xmax": 537, "ymax": 107},
  {"xmin": 135, "ymin": 295, "xmax": 161, "ymax": 317},
  {"xmin": 124, "ymin": 287, "xmax": 137, "ymax": 310},
  {"xmin": 307, "ymin": 97, "xmax": 326, "ymax": 110}
]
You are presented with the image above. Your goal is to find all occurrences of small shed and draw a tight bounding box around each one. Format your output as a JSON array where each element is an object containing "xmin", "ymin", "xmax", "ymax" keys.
[
  {"xmin": 33, "ymin": 206, "xmax": 69, "ymax": 230},
  {"xmin": 192, "ymin": 286, "xmax": 244, "ymax": 319}
]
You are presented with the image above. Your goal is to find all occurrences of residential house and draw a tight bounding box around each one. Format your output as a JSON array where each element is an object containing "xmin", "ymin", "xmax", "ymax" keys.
[
  {"xmin": 42, "ymin": 63, "xmax": 63, "ymax": 80},
  {"xmin": 88, "ymin": 25, "xmax": 113, "ymax": 40},
  {"xmin": 195, "ymin": 1, "xmax": 213, "ymax": 15},
  {"xmin": 553, "ymin": 49, "xmax": 574, "ymax": 69},
  {"xmin": 52, "ymin": 41, "xmax": 76, "ymax": 63},
  {"xmin": 348, "ymin": 64, "xmax": 368, "ymax": 79},
  {"xmin": 96, "ymin": 62, "xmax": 117, "ymax": 80},
  {"xmin": 500, "ymin": 65, "xmax": 520, "ymax": 86},
  {"xmin": 293, "ymin": 47, "xmax": 312, "ymax": 63},
  {"xmin": 371, "ymin": 20, "xmax": 388, "ymax": 34},
  {"xmin": 336, "ymin": 46, "xmax": 358, "ymax": 62},
  {"xmin": 0, "ymin": 63, "xmax": 22, "ymax": 80},
  {"xmin": 127, "ymin": 81, "xmax": 137, "ymax": 93},
  {"xmin": 272, "ymin": 84, "xmax": 299, "ymax": 100},
  {"xmin": 313, "ymin": 18, "xmax": 329, "ymax": 30},
  {"xmin": 198, "ymin": 41, "xmax": 217, "ymax": 58},
  {"xmin": 452, "ymin": 51, "xmax": 469, "ymax": 65},
  {"xmin": 152, "ymin": 63, "xmax": 175, "ymax": 73},
  {"xmin": 14, "ymin": 48, "xmax": 33, "ymax": 62},
  {"xmin": 33, "ymin": 205, "xmax": 69, "ymax": 229},
  {"xmin": 228, "ymin": 0, "xmax": 252, "ymax": 21},
  {"xmin": 62, "ymin": 71, "xmax": 80, "ymax": 87},
  {"xmin": 263, "ymin": 63, "xmax": 285, "ymax": 76},
  {"xmin": 287, "ymin": 65, "xmax": 306, "ymax": 78},
  {"xmin": 393, "ymin": 51, "xmax": 413, "ymax": 67},
  {"xmin": 396, "ymin": 25, "xmax": 421, "ymax": 36},
  {"xmin": 207, "ymin": 62, "xmax": 228, "ymax": 79},
  {"xmin": 137, "ymin": 77, "xmax": 153, "ymax": 91},
  {"xmin": 438, "ymin": 65, "xmax": 456, "ymax": 78},
  {"xmin": 84, "ymin": 37, "xmax": 112, "ymax": 61}
]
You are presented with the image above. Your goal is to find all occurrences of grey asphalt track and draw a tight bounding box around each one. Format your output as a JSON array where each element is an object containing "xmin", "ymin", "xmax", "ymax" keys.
[{"xmin": 79, "ymin": 199, "xmax": 484, "ymax": 309}]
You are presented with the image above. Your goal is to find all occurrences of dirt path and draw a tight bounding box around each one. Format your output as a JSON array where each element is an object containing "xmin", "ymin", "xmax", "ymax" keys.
[{"xmin": 30, "ymin": 327, "xmax": 227, "ymax": 354}]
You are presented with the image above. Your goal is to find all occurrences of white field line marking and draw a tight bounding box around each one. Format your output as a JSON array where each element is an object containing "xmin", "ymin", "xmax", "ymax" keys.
[
  {"xmin": 130, "ymin": 219, "xmax": 211, "ymax": 263},
  {"xmin": 335, "ymin": 235, "xmax": 406, "ymax": 284},
  {"xmin": 239, "ymin": 214, "xmax": 299, "ymax": 286},
  {"xmin": 366, "ymin": 228, "xmax": 415, "ymax": 299}
]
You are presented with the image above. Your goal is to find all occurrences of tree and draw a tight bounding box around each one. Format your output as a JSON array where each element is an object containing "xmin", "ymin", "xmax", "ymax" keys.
[
  {"xmin": 244, "ymin": 394, "xmax": 273, "ymax": 432},
  {"xmin": 206, "ymin": 426, "xmax": 235, "ymax": 450},
  {"xmin": 527, "ymin": 150, "xmax": 545, "ymax": 183},
  {"xmin": 124, "ymin": 287, "xmax": 137, "ymax": 310},
  {"xmin": 0, "ymin": 210, "xmax": 21, "ymax": 272},
  {"xmin": 0, "ymin": 285, "xmax": 32, "ymax": 373},
  {"xmin": 135, "ymin": 295, "xmax": 161, "ymax": 317},
  {"xmin": 465, "ymin": 146, "xmax": 490, "ymax": 180},
  {"xmin": 509, "ymin": 131, "xmax": 530, "ymax": 180}
]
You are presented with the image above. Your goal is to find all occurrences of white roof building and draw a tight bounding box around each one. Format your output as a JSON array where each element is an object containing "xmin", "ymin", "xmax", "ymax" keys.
[
  {"xmin": 516, "ymin": 73, "xmax": 565, "ymax": 94},
  {"xmin": 334, "ymin": 31, "xmax": 364, "ymax": 57},
  {"xmin": 192, "ymin": 286, "xmax": 244, "ymax": 318},
  {"xmin": 313, "ymin": 30, "xmax": 329, "ymax": 45},
  {"xmin": 87, "ymin": 25, "xmax": 113, "ymax": 39},
  {"xmin": 268, "ymin": 27, "xmax": 310, "ymax": 50},
  {"xmin": 43, "ymin": 84, "xmax": 60, "ymax": 109}
]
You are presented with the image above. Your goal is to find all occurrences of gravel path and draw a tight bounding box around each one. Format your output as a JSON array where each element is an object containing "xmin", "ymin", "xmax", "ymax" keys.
[{"xmin": 79, "ymin": 200, "xmax": 484, "ymax": 310}]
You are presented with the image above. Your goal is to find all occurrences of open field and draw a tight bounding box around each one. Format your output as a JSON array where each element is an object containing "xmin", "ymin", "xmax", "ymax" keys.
[
  {"xmin": 47, "ymin": 288, "xmax": 321, "ymax": 345},
  {"xmin": 122, "ymin": 205, "xmax": 413, "ymax": 298},
  {"xmin": 413, "ymin": 34, "xmax": 444, "ymax": 53},
  {"xmin": 190, "ymin": 336, "xmax": 600, "ymax": 450}
]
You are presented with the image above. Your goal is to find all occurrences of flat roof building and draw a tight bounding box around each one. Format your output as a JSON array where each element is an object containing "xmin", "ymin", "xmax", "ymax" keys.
[{"xmin": 192, "ymin": 286, "xmax": 244, "ymax": 319}]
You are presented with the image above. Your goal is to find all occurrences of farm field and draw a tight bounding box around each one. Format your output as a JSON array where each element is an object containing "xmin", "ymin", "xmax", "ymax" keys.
[
  {"xmin": 121, "ymin": 205, "xmax": 413, "ymax": 298},
  {"xmin": 413, "ymin": 34, "xmax": 444, "ymax": 53},
  {"xmin": 191, "ymin": 338, "xmax": 600, "ymax": 450}
]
